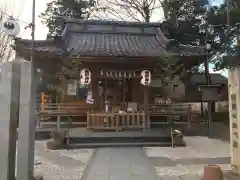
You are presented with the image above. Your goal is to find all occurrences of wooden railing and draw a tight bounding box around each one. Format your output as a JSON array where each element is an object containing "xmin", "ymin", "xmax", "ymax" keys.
[
  {"xmin": 38, "ymin": 103, "xmax": 91, "ymax": 116},
  {"xmin": 37, "ymin": 102, "xmax": 93, "ymax": 132},
  {"xmin": 87, "ymin": 111, "xmax": 148, "ymax": 132},
  {"xmin": 148, "ymin": 103, "xmax": 191, "ymax": 115},
  {"xmin": 148, "ymin": 103, "xmax": 200, "ymax": 129}
]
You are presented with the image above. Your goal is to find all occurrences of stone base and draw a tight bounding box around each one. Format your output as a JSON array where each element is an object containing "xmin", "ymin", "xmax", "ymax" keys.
[
  {"xmin": 14, "ymin": 175, "xmax": 44, "ymax": 180},
  {"xmin": 33, "ymin": 175, "xmax": 44, "ymax": 180},
  {"xmin": 172, "ymin": 129, "xmax": 186, "ymax": 147},
  {"xmin": 45, "ymin": 132, "xmax": 67, "ymax": 150}
]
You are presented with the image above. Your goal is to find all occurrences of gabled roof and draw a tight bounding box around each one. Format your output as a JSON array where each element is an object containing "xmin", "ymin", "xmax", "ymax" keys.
[
  {"xmin": 189, "ymin": 74, "xmax": 228, "ymax": 85},
  {"xmin": 15, "ymin": 19, "xmax": 205, "ymax": 58}
]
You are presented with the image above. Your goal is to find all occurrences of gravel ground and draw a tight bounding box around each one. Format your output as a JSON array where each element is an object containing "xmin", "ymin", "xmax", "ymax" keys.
[
  {"xmin": 144, "ymin": 136, "xmax": 231, "ymax": 178},
  {"xmin": 34, "ymin": 141, "xmax": 95, "ymax": 180},
  {"xmin": 32, "ymin": 135, "xmax": 235, "ymax": 180}
]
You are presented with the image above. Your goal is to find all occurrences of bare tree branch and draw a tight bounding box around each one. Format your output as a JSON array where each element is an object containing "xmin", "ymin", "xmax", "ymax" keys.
[
  {"xmin": 0, "ymin": 9, "xmax": 14, "ymax": 62},
  {"xmin": 94, "ymin": 0, "xmax": 162, "ymax": 22}
]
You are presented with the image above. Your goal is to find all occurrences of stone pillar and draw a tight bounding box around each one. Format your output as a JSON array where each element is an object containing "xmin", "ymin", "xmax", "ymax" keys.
[
  {"xmin": 0, "ymin": 62, "xmax": 20, "ymax": 180},
  {"xmin": 16, "ymin": 61, "xmax": 37, "ymax": 180},
  {"xmin": 228, "ymin": 68, "xmax": 240, "ymax": 175}
]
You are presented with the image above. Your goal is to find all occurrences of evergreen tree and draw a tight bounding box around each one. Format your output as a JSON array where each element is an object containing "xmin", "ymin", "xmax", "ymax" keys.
[
  {"xmin": 40, "ymin": 0, "xmax": 96, "ymax": 37},
  {"xmin": 159, "ymin": 0, "xmax": 209, "ymax": 78},
  {"xmin": 161, "ymin": 0, "xmax": 240, "ymax": 71},
  {"xmin": 207, "ymin": 0, "xmax": 240, "ymax": 70},
  {"xmin": 161, "ymin": 0, "xmax": 209, "ymax": 46}
]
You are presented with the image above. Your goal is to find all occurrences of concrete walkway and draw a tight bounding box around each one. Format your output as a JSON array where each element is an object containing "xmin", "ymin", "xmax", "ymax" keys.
[{"xmin": 82, "ymin": 147, "xmax": 160, "ymax": 180}]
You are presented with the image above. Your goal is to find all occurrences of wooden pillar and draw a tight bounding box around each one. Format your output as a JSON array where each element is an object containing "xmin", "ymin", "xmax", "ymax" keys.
[
  {"xmin": 228, "ymin": 68, "xmax": 240, "ymax": 175},
  {"xmin": 143, "ymin": 86, "xmax": 149, "ymax": 131},
  {"xmin": 99, "ymin": 83, "xmax": 104, "ymax": 111},
  {"xmin": 113, "ymin": 82, "xmax": 118, "ymax": 105},
  {"xmin": 104, "ymin": 77, "xmax": 107, "ymax": 109},
  {"xmin": 90, "ymin": 68, "xmax": 100, "ymax": 110},
  {"xmin": 123, "ymin": 79, "xmax": 126, "ymax": 110},
  {"xmin": 132, "ymin": 78, "xmax": 140, "ymax": 103},
  {"xmin": 59, "ymin": 76, "xmax": 66, "ymax": 102},
  {"xmin": 91, "ymin": 77, "xmax": 98, "ymax": 107}
]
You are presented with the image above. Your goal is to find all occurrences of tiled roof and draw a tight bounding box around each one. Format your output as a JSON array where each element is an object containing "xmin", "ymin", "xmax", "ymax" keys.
[
  {"xmin": 178, "ymin": 44, "xmax": 205, "ymax": 56},
  {"xmin": 35, "ymin": 46, "xmax": 62, "ymax": 53},
  {"xmin": 189, "ymin": 74, "xmax": 228, "ymax": 85},
  {"xmin": 66, "ymin": 33, "xmax": 169, "ymax": 57},
  {"xmin": 15, "ymin": 20, "xmax": 206, "ymax": 57},
  {"xmin": 14, "ymin": 38, "xmax": 63, "ymax": 54}
]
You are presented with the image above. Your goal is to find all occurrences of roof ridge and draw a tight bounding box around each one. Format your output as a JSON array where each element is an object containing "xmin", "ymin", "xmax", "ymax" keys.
[
  {"xmin": 70, "ymin": 31, "xmax": 156, "ymax": 36},
  {"xmin": 65, "ymin": 19, "xmax": 163, "ymax": 27}
]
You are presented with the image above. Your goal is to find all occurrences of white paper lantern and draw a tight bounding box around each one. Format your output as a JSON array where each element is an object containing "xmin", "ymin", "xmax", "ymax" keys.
[
  {"xmin": 80, "ymin": 68, "xmax": 91, "ymax": 85},
  {"xmin": 2, "ymin": 19, "xmax": 20, "ymax": 37},
  {"xmin": 140, "ymin": 70, "xmax": 151, "ymax": 86}
]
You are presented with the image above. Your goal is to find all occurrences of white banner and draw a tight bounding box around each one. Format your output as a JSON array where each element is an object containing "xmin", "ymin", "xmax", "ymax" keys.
[
  {"xmin": 86, "ymin": 91, "xmax": 94, "ymax": 104},
  {"xmin": 67, "ymin": 82, "xmax": 77, "ymax": 95}
]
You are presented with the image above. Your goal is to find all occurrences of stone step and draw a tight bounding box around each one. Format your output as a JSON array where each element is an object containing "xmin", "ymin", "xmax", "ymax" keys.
[{"xmin": 67, "ymin": 141, "xmax": 172, "ymax": 148}]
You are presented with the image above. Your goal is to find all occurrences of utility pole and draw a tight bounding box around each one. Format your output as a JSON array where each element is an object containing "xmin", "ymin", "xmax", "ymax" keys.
[
  {"xmin": 204, "ymin": 0, "xmax": 212, "ymax": 138},
  {"xmin": 226, "ymin": 0, "xmax": 231, "ymax": 53},
  {"xmin": 30, "ymin": 0, "xmax": 36, "ymax": 177}
]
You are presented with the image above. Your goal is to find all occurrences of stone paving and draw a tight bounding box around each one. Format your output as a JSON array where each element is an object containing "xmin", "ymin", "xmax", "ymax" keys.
[
  {"xmin": 34, "ymin": 141, "xmax": 95, "ymax": 180},
  {"xmin": 82, "ymin": 147, "xmax": 160, "ymax": 180},
  {"xmin": 144, "ymin": 136, "xmax": 232, "ymax": 180}
]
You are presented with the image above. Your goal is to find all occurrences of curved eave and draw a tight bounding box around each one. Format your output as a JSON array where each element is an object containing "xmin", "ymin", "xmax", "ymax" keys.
[
  {"xmin": 14, "ymin": 38, "xmax": 62, "ymax": 60},
  {"xmin": 14, "ymin": 46, "xmax": 62, "ymax": 74},
  {"xmin": 15, "ymin": 47, "xmax": 61, "ymax": 58},
  {"xmin": 14, "ymin": 37, "xmax": 55, "ymax": 45},
  {"xmin": 14, "ymin": 38, "xmax": 206, "ymax": 71}
]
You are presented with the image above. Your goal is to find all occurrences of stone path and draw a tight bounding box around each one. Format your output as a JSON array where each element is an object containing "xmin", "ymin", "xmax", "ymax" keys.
[{"xmin": 82, "ymin": 147, "xmax": 160, "ymax": 180}]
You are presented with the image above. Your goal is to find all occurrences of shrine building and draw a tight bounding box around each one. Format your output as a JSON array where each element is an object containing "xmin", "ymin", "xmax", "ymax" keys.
[{"xmin": 14, "ymin": 19, "xmax": 206, "ymax": 132}]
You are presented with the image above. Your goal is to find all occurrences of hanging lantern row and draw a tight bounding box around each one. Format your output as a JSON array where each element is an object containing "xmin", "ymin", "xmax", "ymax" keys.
[
  {"xmin": 140, "ymin": 70, "xmax": 151, "ymax": 86},
  {"xmin": 80, "ymin": 68, "xmax": 91, "ymax": 85}
]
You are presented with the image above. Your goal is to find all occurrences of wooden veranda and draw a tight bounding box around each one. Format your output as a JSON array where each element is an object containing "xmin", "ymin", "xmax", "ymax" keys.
[{"xmin": 37, "ymin": 101, "xmax": 201, "ymax": 134}]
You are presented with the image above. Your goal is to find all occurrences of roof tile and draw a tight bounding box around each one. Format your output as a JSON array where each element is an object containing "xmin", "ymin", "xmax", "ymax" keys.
[
  {"xmin": 67, "ymin": 33, "xmax": 169, "ymax": 57},
  {"xmin": 15, "ymin": 20, "xmax": 206, "ymax": 58}
]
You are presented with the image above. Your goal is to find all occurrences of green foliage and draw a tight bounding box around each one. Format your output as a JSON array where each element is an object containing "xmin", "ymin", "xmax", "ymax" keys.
[
  {"xmin": 160, "ymin": 0, "xmax": 209, "ymax": 77},
  {"xmin": 207, "ymin": 0, "xmax": 240, "ymax": 70},
  {"xmin": 161, "ymin": 0, "xmax": 208, "ymax": 46},
  {"xmin": 40, "ymin": 0, "xmax": 96, "ymax": 37},
  {"xmin": 162, "ymin": 0, "xmax": 240, "ymax": 70}
]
